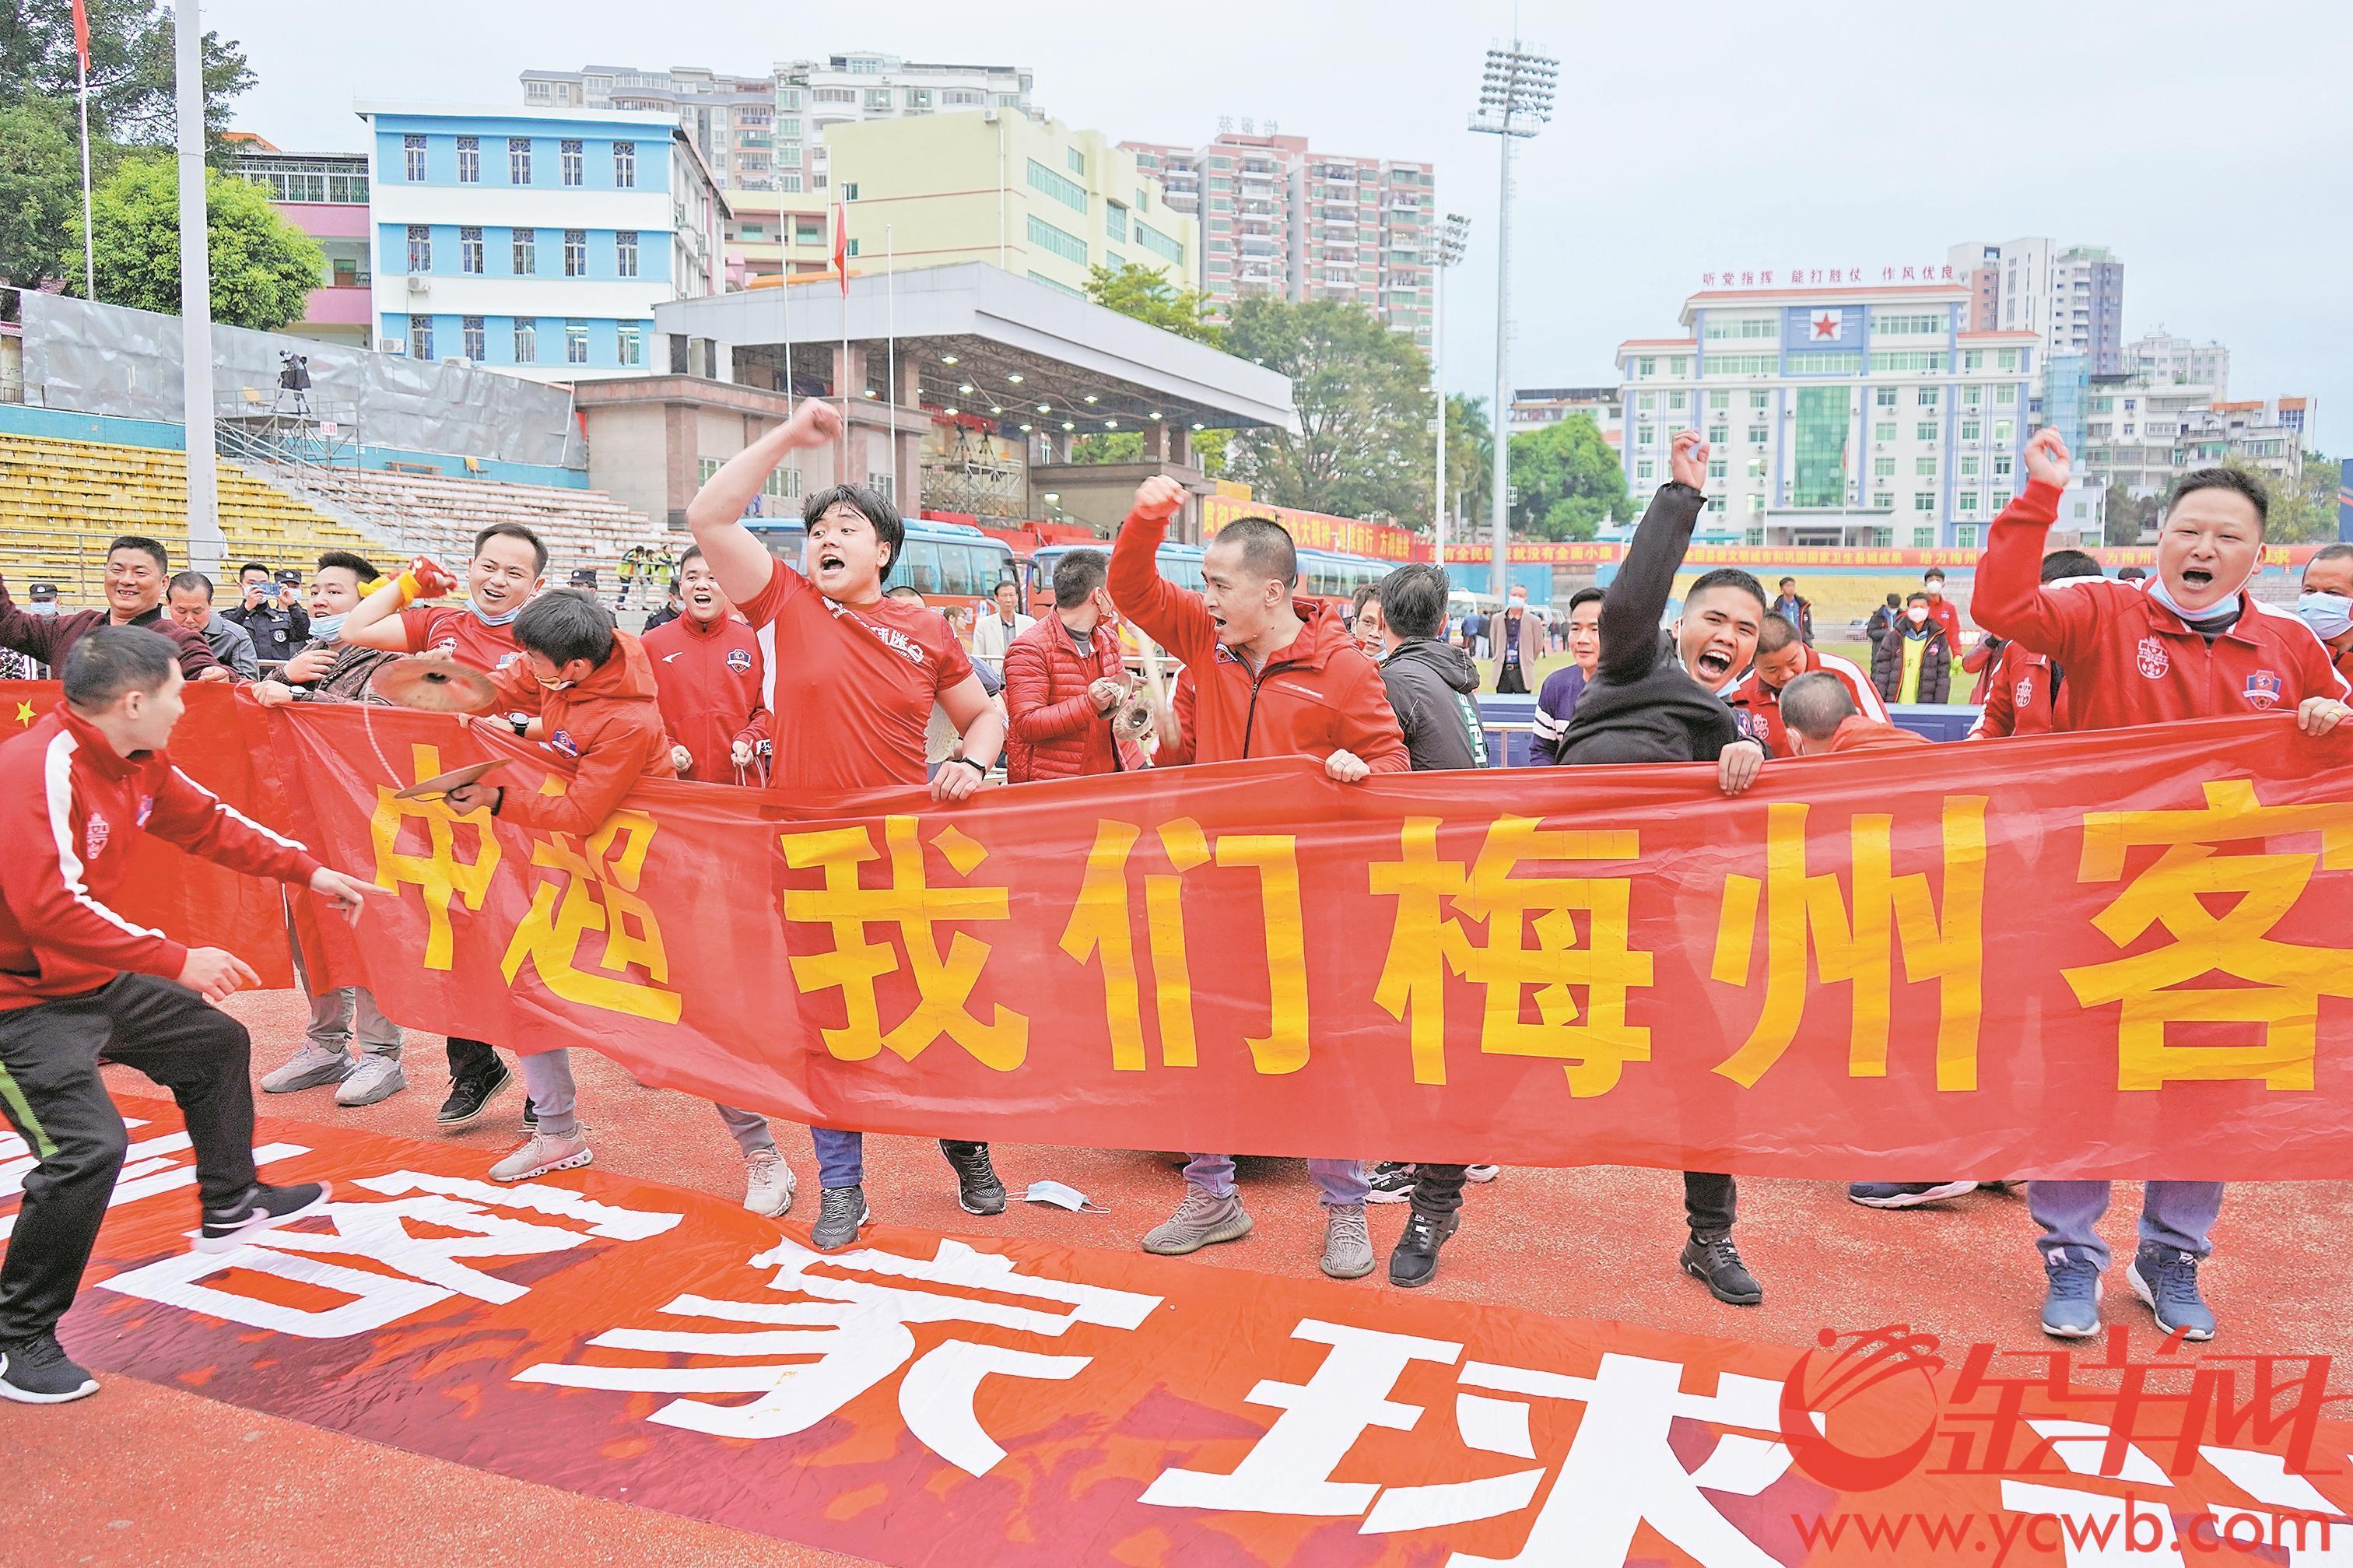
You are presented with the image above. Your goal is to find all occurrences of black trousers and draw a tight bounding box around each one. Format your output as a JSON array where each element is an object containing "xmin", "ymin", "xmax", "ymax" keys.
[
  {"xmin": 0, "ymin": 974, "xmax": 259, "ymax": 1344},
  {"xmin": 1686, "ymin": 1171, "xmax": 1736, "ymax": 1234},
  {"xmin": 1496, "ymin": 662, "xmax": 1529, "ymax": 695},
  {"xmin": 1411, "ymin": 1163, "xmax": 1468, "ymax": 1219},
  {"xmin": 446, "ymin": 1036, "xmax": 503, "ymax": 1082}
]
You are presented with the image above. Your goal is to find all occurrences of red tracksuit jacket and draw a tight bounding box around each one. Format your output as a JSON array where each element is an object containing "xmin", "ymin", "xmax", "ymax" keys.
[
  {"xmin": 1724, "ymin": 647, "xmax": 1886, "ymax": 756},
  {"xmin": 1109, "ymin": 506, "xmax": 1408, "ymax": 771},
  {"xmin": 640, "ymin": 612, "xmax": 771, "ymax": 784},
  {"xmin": 1972, "ymin": 479, "xmax": 2348, "ymax": 730},
  {"xmin": 482, "ymin": 630, "xmax": 676, "ymax": 837},
  {"xmin": 0, "ymin": 703, "xmax": 321, "ymax": 1007}
]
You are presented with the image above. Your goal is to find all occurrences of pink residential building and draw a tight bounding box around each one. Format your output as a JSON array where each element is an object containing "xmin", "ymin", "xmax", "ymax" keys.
[{"xmin": 229, "ymin": 134, "xmax": 373, "ymax": 347}]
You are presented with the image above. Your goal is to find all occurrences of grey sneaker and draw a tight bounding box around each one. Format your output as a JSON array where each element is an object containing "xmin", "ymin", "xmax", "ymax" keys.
[
  {"xmin": 489, "ymin": 1131, "xmax": 591, "ymax": 1182},
  {"xmin": 261, "ymin": 1043, "xmax": 350, "ymax": 1094},
  {"xmin": 334, "ymin": 1054, "xmax": 408, "ymax": 1107},
  {"xmin": 1321, "ymin": 1202, "xmax": 1375, "ymax": 1279},
  {"xmin": 1141, "ymin": 1185, "xmax": 1253, "ymax": 1255},
  {"xmin": 812, "ymin": 1184, "xmax": 869, "ymax": 1251},
  {"xmin": 2128, "ymin": 1243, "xmax": 2216, "ymax": 1341}
]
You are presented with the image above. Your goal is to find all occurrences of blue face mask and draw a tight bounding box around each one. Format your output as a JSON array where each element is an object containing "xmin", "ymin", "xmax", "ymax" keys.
[
  {"xmin": 308, "ymin": 611, "xmax": 348, "ymax": 643},
  {"xmin": 469, "ymin": 601, "xmax": 521, "ymax": 628},
  {"xmin": 2298, "ymin": 591, "xmax": 2353, "ymax": 642},
  {"xmin": 2146, "ymin": 571, "xmax": 2250, "ymax": 629}
]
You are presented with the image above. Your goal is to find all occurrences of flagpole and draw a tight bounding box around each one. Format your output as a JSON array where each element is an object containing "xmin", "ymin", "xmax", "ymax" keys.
[
  {"xmin": 75, "ymin": 49, "xmax": 95, "ymax": 299},
  {"xmin": 174, "ymin": 0, "xmax": 221, "ymax": 574},
  {"xmin": 836, "ymin": 198, "xmax": 850, "ymax": 484},
  {"xmin": 885, "ymin": 221, "xmax": 896, "ymax": 509}
]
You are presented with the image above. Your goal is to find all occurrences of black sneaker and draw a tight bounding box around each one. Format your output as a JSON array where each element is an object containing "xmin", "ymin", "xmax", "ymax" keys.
[
  {"xmin": 1388, "ymin": 1208, "xmax": 1459, "ymax": 1289},
  {"xmin": 521, "ymin": 1096, "xmax": 537, "ymax": 1131},
  {"xmin": 1365, "ymin": 1161, "xmax": 1416, "ymax": 1205},
  {"xmin": 198, "ymin": 1181, "xmax": 332, "ymax": 1254},
  {"xmin": 1680, "ymin": 1229, "xmax": 1763, "ymax": 1307},
  {"xmin": 0, "ymin": 1332, "xmax": 99, "ymax": 1405},
  {"xmin": 435, "ymin": 1063, "xmax": 513, "ymax": 1127},
  {"xmin": 941, "ymin": 1141, "xmax": 1006, "ymax": 1216},
  {"xmin": 812, "ymin": 1184, "xmax": 870, "ymax": 1251}
]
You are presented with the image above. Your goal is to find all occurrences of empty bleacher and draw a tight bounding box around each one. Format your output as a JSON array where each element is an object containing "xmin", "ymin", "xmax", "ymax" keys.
[
  {"xmin": 267, "ymin": 465, "xmax": 670, "ymax": 580},
  {"xmin": 0, "ymin": 433, "xmax": 374, "ymax": 596}
]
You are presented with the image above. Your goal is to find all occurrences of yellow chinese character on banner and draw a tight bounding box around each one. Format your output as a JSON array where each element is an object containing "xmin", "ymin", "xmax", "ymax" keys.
[
  {"xmin": 500, "ymin": 783, "xmax": 682, "ymax": 1023},
  {"xmin": 370, "ymin": 742, "xmax": 501, "ymax": 970},
  {"xmin": 1709, "ymin": 798, "xmax": 1987, "ymax": 1091},
  {"xmin": 1371, "ymin": 816, "xmax": 1652, "ymax": 1094},
  {"xmin": 2064, "ymin": 780, "xmax": 2353, "ymax": 1090},
  {"xmin": 781, "ymin": 816, "xmax": 1026, "ymax": 1070},
  {"xmin": 1057, "ymin": 817, "xmax": 1308, "ymax": 1075}
]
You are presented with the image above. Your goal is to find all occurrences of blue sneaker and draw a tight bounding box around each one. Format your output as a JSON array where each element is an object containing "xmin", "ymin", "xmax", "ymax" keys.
[
  {"xmin": 2041, "ymin": 1253, "xmax": 2102, "ymax": 1338},
  {"xmin": 2128, "ymin": 1243, "xmax": 2216, "ymax": 1342},
  {"xmin": 1848, "ymin": 1180, "xmax": 1978, "ymax": 1208}
]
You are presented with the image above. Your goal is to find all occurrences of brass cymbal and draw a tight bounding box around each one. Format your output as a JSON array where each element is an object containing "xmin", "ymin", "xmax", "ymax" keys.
[
  {"xmin": 393, "ymin": 757, "xmax": 510, "ymax": 801},
  {"xmin": 372, "ymin": 654, "xmax": 497, "ymax": 713}
]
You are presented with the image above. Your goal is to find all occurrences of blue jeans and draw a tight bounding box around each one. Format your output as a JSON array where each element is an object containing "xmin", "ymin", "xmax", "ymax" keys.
[
  {"xmin": 2029, "ymin": 1180, "xmax": 2224, "ymax": 1272},
  {"xmin": 1184, "ymin": 1153, "xmax": 1368, "ymax": 1208},
  {"xmin": 810, "ymin": 1128, "xmax": 985, "ymax": 1190}
]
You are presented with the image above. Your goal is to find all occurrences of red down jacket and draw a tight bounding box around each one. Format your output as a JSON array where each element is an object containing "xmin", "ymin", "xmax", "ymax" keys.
[{"xmin": 1002, "ymin": 613, "xmax": 1141, "ymax": 782}]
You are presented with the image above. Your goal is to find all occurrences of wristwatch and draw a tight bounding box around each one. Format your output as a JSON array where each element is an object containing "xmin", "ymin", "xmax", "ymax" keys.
[
  {"xmin": 953, "ymin": 756, "xmax": 989, "ymax": 774},
  {"xmin": 507, "ymin": 714, "xmax": 531, "ymax": 737}
]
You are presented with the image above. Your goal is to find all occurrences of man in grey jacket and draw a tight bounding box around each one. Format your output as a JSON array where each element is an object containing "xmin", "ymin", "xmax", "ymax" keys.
[{"xmin": 165, "ymin": 573, "xmax": 260, "ymax": 679}]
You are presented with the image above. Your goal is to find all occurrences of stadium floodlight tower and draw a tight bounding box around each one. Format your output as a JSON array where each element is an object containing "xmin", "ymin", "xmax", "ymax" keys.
[
  {"xmin": 1469, "ymin": 40, "xmax": 1556, "ymax": 603},
  {"xmin": 1428, "ymin": 212, "xmax": 1471, "ymax": 568}
]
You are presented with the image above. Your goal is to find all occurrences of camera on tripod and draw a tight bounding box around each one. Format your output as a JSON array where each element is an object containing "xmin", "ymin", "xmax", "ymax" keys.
[{"xmin": 278, "ymin": 352, "xmax": 311, "ymax": 392}]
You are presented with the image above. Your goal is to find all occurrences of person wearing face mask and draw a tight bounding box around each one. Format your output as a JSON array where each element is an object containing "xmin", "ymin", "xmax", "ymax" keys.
[
  {"xmin": 1873, "ymin": 592, "xmax": 1954, "ymax": 705},
  {"xmin": 0, "ymin": 538, "xmax": 226, "ymax": 682},
  {"xmin": 221, "ymin": 563, "xmax": 310, "ymax": 665},
  {"xmin": 440, "ymin": 591, "xmax": 675, "ymax": 1186},
  {"xmin": 340, "ymin": 521, "xmax": 549, "ymax": 1128},
  {"xmin": 2296, "ymin": 543, "xmax": 2353, "ymax": 686},
  {"xmin": 1002, "ymin": 549, "xmax": 1145, "ymax": 784},
  {"xmin": 1919, "ymin": 567, "xmax": 1964, "ymax": 658},
  {"xmin": 687, "ymin": 398, "xmax": 1011, "ymax": 1254},
  {"xmin": 1975, "ymin": 430, "xmax": 2351, "ymax": 1347},
  {"xmin": 1527, "ymin": 587, "xmax": 1604, "ymax": 765},
  {"xmin": 1493, "ymin": 584, "xmax": 1541, "ymax": 694}
]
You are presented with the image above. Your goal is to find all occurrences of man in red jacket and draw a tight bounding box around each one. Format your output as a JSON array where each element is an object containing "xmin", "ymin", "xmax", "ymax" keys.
[
  {"xmin": 1920, "ymin": 566, "xmax": 1964, "ymax": 656},
  {"xmin": 0, "ymin": 537, "xmax": 226, "ymax": 683},
  {"xmin": 1003, "ymin": 549, "xmax": 1142, "ymax": 782},
  {"xmin": 1965, "ymin": 549, "xmax": 2102, "ymax": 741},
  {"xmin": 0, "ymin": 627, "xmax": 381, "ymax": 1404},
  {"xmin": 1724, "ymin": 613, "xmax": 1886, "ymax": 756},
  {"xmin": 641, "ymin": 545, "xmax": 771, "ymax": 784},
  {"xmin": 444, "ymin": 591, "xmax": 676, "ymax": 1186},
  {"xmin": 1974, "ymin": 430, "xmax": 2350, "ymax": 1345},
  {"xmin": 1110, "ymin": 475, "xmax": 1408, "ymax": 1282}
]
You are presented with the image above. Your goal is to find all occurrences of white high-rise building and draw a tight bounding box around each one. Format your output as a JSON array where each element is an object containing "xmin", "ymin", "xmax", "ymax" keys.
[
  {"xmin": 1947, "ymin": 237, "xmax": 2125, "ymax": 373},
  {"xmin": 2125, "ymin": 328, "xmax": 2230, "ymax": 397}
]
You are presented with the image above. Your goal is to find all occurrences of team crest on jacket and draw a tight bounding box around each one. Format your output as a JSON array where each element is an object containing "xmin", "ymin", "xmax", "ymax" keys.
[
  {"xmin": 549, "ymin": 728, "xmax": 580, "ymax": 758},
  {"xmin": 2014, "ymin": 674, "xmax": 2035, "ymax": 707},
  {"xmin": 84, "ymin": 812, "xmax": 110, "ymax": 860},
  {"xmin": 2244, "ymin": 668, "xmax": 2283, "ymax": 709},
  {"xmin": 725, "ymin": 646, "xmax": 753, "ymax": 673},
  {"xmin": 2135, "ymin": 636, "xmax": 2170, "ymax": 679}
]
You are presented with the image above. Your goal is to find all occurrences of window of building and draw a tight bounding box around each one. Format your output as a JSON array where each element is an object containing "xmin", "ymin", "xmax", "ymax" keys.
[
  {"xmin": 1636, "ymin": 356, "xmax": 1655, "ymax": 377},
  {"xmin": 405, "ymin": 224, "xmax": 430, "ymax": 272},
  {"xmin": 1916, "ymin": 456, "xmax": 1937, "ymax": 478},
  {"xmin": 565, "ymin": 321, "xmax": 589, "ymax": 364},
  {"xmin": 1961, "ymin": 419, "xmax": 1982, "ymax": 442},
  {"xmin": 456, "ymin": 136, "xmax": 479, "ymax": 183},
  {"xmin": 1992, "ymin": 419, "xmax": 2014, "ymax": 445},
  {"xmin": 617, "ymin": 324, "xmax": 642, "ymax": 367},
  {"xmin": 1702, "ymin": 317, "xmax": 1777, "ymax": 340},
  {"xmin": 1917, "ymin": 387, "xmax": 1940, "ymax": 407},
  {"xmin": 1913, "ymin": 421, "xmax": 1936, "ymax": 442},
  {"xmin": 1874, "ymin": 421, "xmax": 1897, "ymax": 442},
  {"xmin": 1708, "ymin": 390, "xmax": 1730, "ymax": 410},
  {"xmin": 1874, "ymin": 386, "xmax": 1898, "ymax": 408},
  {"xmin": 1997, "ymin": 349, "xmax": 2021, "ymax": 371},
  {"xmin": 1995, "ymin": 384, "xmax": 2018, "ymax": 405},
  {"xmin": 1913, "ymin": 493, "xmax": 1936, "ymax": 512},
  {"xmin": 1962, "ymin": 384, "xmax": 1984, "ymax": 407},
  {"xmin": 1707, "ymin": 424, "xmax": 1727, "ymax": 445},
  {"xmin": 514, "ymin": 317, "xmax": 537, "ymax": 363},
  {"xmin": 512, "ymin": 228, "xmax": 537, "ymax": 275},
  {"xmin": 563, "ymin": 229, "xmax": 587, "ymax": 276},
  {"xmin": 614, "ymin": 141, "xmax": 636, "ymax": 188},
  {"xmin": 1667, "ymin": 390, "xmax": 1688, "ymax": 411},
  {"xmin": 1955, "ymin": 524, "xmax": 1980, "ymax": 548},
  {"xmin": 402, "ymin": 134, "xmax": 426, "ymax": 181},
  {"xmin": 461, "ymin": 317, "xmax": 485, "ymax": 360},
  {"xmin": 1873, "ymin": 491, "xmax": 1895, "ymax": 509},
  {"xmin": 1026, "ymin": 213, "xmax": 1089, "ymax": 265},
  {"xmin": 1703, "ymin": 353, "xmax": 1776, "ymax": 377},
  {"xmin": 1636, "ymin": 459, "xmax": 1654, "ymax": 482},
  {"xmin": 1747, "ymin": 424, "xmax": 1768, "ymax": 444},
  {"xmin": 1785, "ymin": 350, "xmax": 1862, "ymax": 375},
  {"xmin": 1958, "ymin": 490, "xmax": 1980, "ymax": 514},
  {"xmin": 1066, "ymin": 146, "xmax": 1085, "ymax": 177},
  {"xmin": 408, "ymin": 314, "xmax": 433, "ymax": 360},
  {"xmin": 615, "ymin": 230, "xmax": 638, "ymax": 278},
  {"xmin": 1960, "ymin": 455, "xmax": 1980, "ymax": 478},
  {"xmin": 1635, "ymin": 424, "xmax": 1655, "ymax": 447},
  {"xmin": 1962, "ymin": 349, "xmax": 1986, "ymax": 371},
  {"xmin": 1706, "ymin": 458, "xmax": 1727, "ymax": 481},
  {"xmin": 1137, "ymin": 223, "xmax": 1183, "ymax": 263},
  {"xmin": 1749, "ymin": 389, "xmax": 1770, "ymax": 410},
  {"xmin": 1993, "ymin": 453, "xmax": 2013, "ymax": 479},
  {"xmin": 508, "ymin": 137, "xmax": 531, "ymax": 183},
  {"xmin": 777, "ymin": 172, "xmax": 803, "ymax": 193},
  {"xmin": 1792, "ymin": 385, "xmax": 1848, "ymax": 507},
  {"xmin": 1874, "ymin": 456, "xmax": 1895, "ymax": 479},
  {"xmin": 1869, "ymin": 350, "xmax": 1949, "ymax": 374},
  {"xmin": 459, "ymin": 226, "xmax": 482, "ymax": 274},
  {"xmin": 1636, "ymin": 391, "xmax": 1655, "ymax": 412},
  {"xmin": 864, "ymin": 88, "xmax": 890, "ymax": 112},
  {"xmin": 1914, "ymin": 526, "xmax": 1937, "ymax": 548},
  {"xmin": 1104, "ymin": 202, "xmax": 1127, "ymax": 243},
  {"xmin": 559, "ymin": 139, "xmax": 584, "ymax": 187},
  {"xmin": 1869, "ymin": 310, "xmax": 1944, "ymax": 335}
]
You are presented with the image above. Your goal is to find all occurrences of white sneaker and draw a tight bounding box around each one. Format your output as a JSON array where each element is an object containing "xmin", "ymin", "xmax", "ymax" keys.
[
  {"xmin": 334, "ymin": 1055, "xmax": 408, "ymax": 1107},
  {"xmin": 261, "ymin": 1043, "xmax": 351, "ymax": 1094},
  {"xmin": 1465, "ymin": 1164, "xmax": 1501, "ymax": 1184},
  {"xmin": 489, "ymin": 1131, "xmax": 591, "ymax": 1182},
  {"xmin": 742, "ymin": 1148, "xmax": 795, "ymax": 1216}
]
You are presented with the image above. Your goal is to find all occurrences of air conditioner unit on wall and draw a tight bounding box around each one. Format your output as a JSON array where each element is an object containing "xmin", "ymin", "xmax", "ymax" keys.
[{"xmin": 406, "ymin": 275, "xmax": 431, "ymax": 295}]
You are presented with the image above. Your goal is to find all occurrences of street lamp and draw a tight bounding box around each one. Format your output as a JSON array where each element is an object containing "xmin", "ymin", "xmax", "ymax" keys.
[
  {"xmin": 1469, "ymin": 40, "xmax": 1556, "ymax": 603},
  {"xmin": 1428, "ymin": 212, "xmax": 1471, "ymax": 576}
]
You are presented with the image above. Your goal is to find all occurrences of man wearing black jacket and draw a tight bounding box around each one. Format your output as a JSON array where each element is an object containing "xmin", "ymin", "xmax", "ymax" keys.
[{"xmin": 1551, "ymin": 429, "xmax": 1770, "ymax": 1308}]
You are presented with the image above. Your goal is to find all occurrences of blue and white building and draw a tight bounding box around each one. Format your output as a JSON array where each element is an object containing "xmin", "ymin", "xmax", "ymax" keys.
[
  {"xmin": 359, "ymin": 102, "xmax": 729, "ymax": 381},
  {"xmin": 1616, "ymin": 281, "xmax": 2041, "ymax": 549}
]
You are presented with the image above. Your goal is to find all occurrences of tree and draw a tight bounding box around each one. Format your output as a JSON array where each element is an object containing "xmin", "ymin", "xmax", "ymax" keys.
[
  {"xmin": 0, "ymin": 1, "xmax": 254, "ymax": 155},
  {"xmin": 1442, "ymin": 392, "xmax": 1493, "ymax": 530},
  {"xmin": 1219, "ymin": 296, "xmax": 1434, "ymax": 524},
  {"xmin": 1083, "ymin": 261, "xmax": 1222, "ymax": 346},
  {"xmin": 70, "ymin": 156, "xmax": 322, "ymax": 330},
  {"xmin": 0, "ymin": 102, "xmax": 82, "ymax": 291},
  {"xmin": 2235, "ymin": 453, "xmax": 2341, "ymax": 544},
  {"xmin": 2103, "ymin": 482, "xmax": 2159, "ymax": 545},
  {"xmin": 1507, "ymin": 414, "xmax": 1629, "ymax": 542}
]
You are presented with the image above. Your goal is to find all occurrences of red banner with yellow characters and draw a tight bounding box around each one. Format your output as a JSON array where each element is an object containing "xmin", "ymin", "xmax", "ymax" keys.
[{"xmin": 13, "ymin": 680, "xmax": 2353, "ymax": 1180}]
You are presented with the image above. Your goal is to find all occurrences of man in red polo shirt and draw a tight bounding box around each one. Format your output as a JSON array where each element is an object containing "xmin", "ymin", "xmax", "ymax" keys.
[
  {"xmin": 1111, "ymin": 474, "xmax": 1408, "ymax": 1283},
  {"xmin": 1724, "ymin": 612, "xmax": 1885, "ymax": 756},
  {"xmin": 1974, "ymin": 429, "xmax": 2349, "ymax": 1345},
  {"xmin": 687, "ymin": 398, "xmax": 1008, "ymax": 1254},
  {"xmin": 338, "ymin": 521, "xmax": 548, "ymax": 1128}
]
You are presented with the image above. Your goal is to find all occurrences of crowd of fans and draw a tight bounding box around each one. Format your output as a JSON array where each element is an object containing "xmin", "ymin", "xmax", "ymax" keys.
[{"xmin": 2, "ymin": 412, "xmax": 2351, "ymax": 1405}]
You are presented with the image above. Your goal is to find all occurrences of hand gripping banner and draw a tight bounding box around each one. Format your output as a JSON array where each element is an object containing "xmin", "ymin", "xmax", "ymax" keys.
[{"xmin": 16, "ymin": 682, "xmax": 2353, "ymax": 1180}]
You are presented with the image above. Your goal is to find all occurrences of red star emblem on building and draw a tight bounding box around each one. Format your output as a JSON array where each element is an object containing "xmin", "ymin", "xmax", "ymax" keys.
[{"xmin": 1811, "ymin": 311, "xmax": 1840, "ymax": 341}]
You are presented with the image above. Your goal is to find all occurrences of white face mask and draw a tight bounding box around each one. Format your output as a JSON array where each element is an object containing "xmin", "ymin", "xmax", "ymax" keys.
[
  {"xmin": 1906, "ymin": 607, "xmax": 1930, "ymax": 625},
  {"xmin": 2298, "ymin": 591, "xmax": 2353, "ymax": 642}
]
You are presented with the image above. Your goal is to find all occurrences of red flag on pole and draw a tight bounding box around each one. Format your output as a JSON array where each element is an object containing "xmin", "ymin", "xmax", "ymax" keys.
[
  {"xmin": 71, "ymin": 0, "xmax": 89, "ymax": 68},
  {"xmin": 833, "ymin": 199, "xmax": 849, "ymax": 294}
]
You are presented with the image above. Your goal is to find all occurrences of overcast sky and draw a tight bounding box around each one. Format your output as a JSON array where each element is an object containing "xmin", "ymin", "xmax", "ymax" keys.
[{"xmin": 226, "ymin": 0, "xmax": 2350, "ymax": 449}]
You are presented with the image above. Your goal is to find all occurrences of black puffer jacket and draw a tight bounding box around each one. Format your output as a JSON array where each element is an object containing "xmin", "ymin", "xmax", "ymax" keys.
[
  {"xmin": 1376, "ymin": 637, "xmax": 1489, "ymax": 770},
  {"xmin": 1872, "ymin": 624, "xmax": 1952, "ymax": 703}
]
